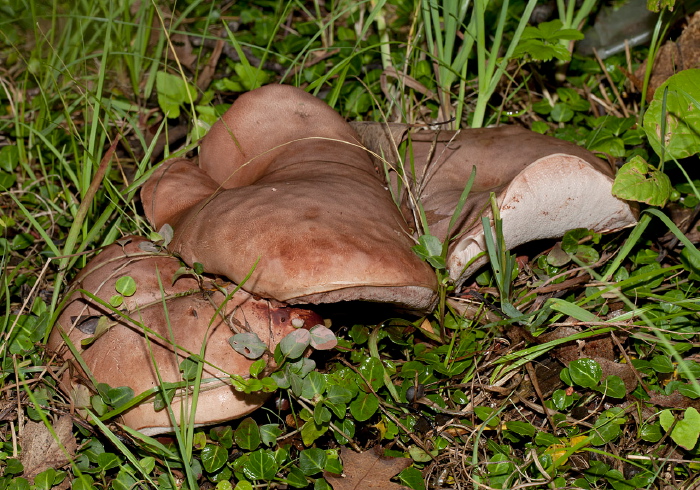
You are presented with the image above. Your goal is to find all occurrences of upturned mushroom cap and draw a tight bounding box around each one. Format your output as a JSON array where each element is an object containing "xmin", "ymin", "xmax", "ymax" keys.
[
  {"xmin": 141, "ymin": 85, "xmax": 438, "ymax": 311},
  {"xmin": 49, "ymin": 237, "xmax": 322, "ymax": 435},
  {"xmin": 352, "ymin": 123, "xmax": 638, "ymax": 286}
]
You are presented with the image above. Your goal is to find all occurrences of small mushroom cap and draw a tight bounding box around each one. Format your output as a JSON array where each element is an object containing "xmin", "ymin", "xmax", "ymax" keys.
[
  {"xmin": 353, "ymin": 124, "xmax": 638, "ymax": 286},
  {"xmin": 141, "ymin": 85, "xmax": 438, "ymax": 311},
  {"xmin": 49, "ymin": 237, "xmax": 322, "ymax": 435}
]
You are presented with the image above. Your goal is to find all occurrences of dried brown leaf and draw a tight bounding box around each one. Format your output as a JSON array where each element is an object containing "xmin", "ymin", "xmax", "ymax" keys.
[
  {"xmin": 20, "ymin": 415, "xmax": 77, "ymax": 482},
  {"xmin": 324, "ymin": 446, "xmax": 412, "ymax": 490}
]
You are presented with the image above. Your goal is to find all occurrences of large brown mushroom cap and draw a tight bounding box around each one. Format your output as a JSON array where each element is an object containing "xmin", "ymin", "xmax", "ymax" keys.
[
  {"xmin": 352, "ymin": 123, "xmax": 638, "ymax": 286},
  {"xmin": 141, "ymin": 85, "xmax": 438, "ymax": 310},
  {"xmin": 49, "ymin": 237, "xmax": 322, "ymax": 435}
]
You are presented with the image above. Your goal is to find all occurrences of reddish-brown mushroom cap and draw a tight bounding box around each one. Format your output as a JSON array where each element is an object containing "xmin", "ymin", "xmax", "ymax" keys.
[
  {"xmin": 352, "ymin": 123, "xmax": 638, "ymax": 286},
  {"xmin": 49, "ymin": 237, "xmax": 322, "ymax": 435},
  {"xmin": 141, "ymin": 85, "xmax": 438, "ymax": 311}
]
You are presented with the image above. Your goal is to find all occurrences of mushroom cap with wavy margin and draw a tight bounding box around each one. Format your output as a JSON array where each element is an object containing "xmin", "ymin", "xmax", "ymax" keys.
[
  {"xmin": 141, "ymin": 85, "xmax": 438, "ymax": 311},
  {"xmin": 49, "ymin": 237, "xmax": 322, "ymax": 435}
]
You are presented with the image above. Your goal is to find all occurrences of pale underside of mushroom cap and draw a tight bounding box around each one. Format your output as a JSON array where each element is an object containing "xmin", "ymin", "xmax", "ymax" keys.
[
  {"xmin": 141, "ymin": 85, "xmax": 438, "ymax": 311},
  {"xmin": 447, "ymin": 153, "xmax": 639, "ymax": 282},
  {"xmin": 351, "ymin": 123, "xmax": 638, "ymax": 287},
  {"xmin": 49, "ymin": 237, "xmax": 322, "ymax": 435}
]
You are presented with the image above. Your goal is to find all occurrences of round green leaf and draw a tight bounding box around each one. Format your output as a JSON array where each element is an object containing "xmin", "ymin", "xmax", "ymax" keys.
[
  {"xmin": 349, "ymin": 392, "xmax": 379, "ymax": 421},
  {"xmin": 280, "ymin": 329, "xmax": 311, "ymax": 359},
  {"xmin": 598, "ymin": 375, "xmax": 626, "ymax": 399},
  {"xmin": 242, "ymin": 450, "xmax": 278, "ymax": 481},
  {"xmin": 640, "ymin": 422, "xmax": 662, "ymax": 443},
  {"xmin": 235, "ymin": 417, "xmax": 261, "ymax": 451},
  {"xmin": 114, "ymin": 276, "xmax": 137, "ymax": 297},
  {"xmin": 202, "ymin": 444, "xmax": 228, "ymax": 473},
  {"xmin": 308, "ymin": 324, "xmax": 337, "ymax": 350},
  {"xmin": 299, "ymin": 448, "xmax": 327, "ymax": 476},
  {"xmin": 358, "ymin": 356, "xmax": 384, "ymax": 392},
  {"xmin": 569, "ymin": 358, "xmax": 602, "ymax": 389},
  {"xmin": 325, "ymin": 385, "xmax": 353, "ymax": 405},
  {"xmin": 229, "ymin": 332, "xmax": 267, "ymax": 359}
]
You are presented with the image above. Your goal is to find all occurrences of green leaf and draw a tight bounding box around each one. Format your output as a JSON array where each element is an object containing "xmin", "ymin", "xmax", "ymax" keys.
[
  {"xmin": 640, "ymin": 422, "xmax": 662, "ymax": 442},
  {"xmin": 284, "ymin": 466, "xmax": 309, "ymax": 488},
  {"xmin": 334, "ymin": 418, "xmax": 355, "ymax": 445},
  {"xmin": 156, "ymin": 71, "xmax": 197, "ymax": 119},
  {"xmin": 644, "ymin": 69, "xmax": 700, "ymax": 161},
  {"xmin": 114, "ymin": 276, "xmax": 137, "ymax": 297},
  {"xmin": 300, "ymin": 419, "xmax": 329, "ymax": 446},
  {"xmin": 299, "ymin": 448, "xmax": 327, "ymax": 476},
  {"xmin": 0, "ymin": 144, "xmax": 19, "ymax": 172},
  {"xmin": 590, "ymin": 408, "xmax": 625, "ymax": 446},
  {"xmin": 569, "ymin": 359, "xmax": 603, "ymax": 389},
  {"xmin": 313, "ymin": 403, "xmax": 332, "ymax": 425},
  {"xmin": 33, "ymin": 469, "xmax": 57, "ymax": 490},
  {"xmin": 551, "ymin": 103, "xmax": 575, "ymax": 122},
  {"xmin": 358, "ymin": 356, "xmax": 384, "ymax": 392},
  {"xmin": 96, "ymin": 452, "xmax": 121, "ymax": 471},
  {"xmin": 201, "ymin": 444, "xmax": 228, "ymax": 473},
  {"xmin": 233, "ymin": 63, "xmax": 270, "ymax": 91},
  {"xmin": 551, "ymin": 389, "xmax": 574, "ymax": 410},
  {"xmin": 280, "ymin": 329, "xmax": 311, "ymax": 359},
  {"xmin": 326, "ymin": 385, "xmax": 353, "ymax": 405},
  {"xmin": 398, "ymin": 466, "xmax": 425, "ymax": 490},
  {"xmin": 548, "ymin": 299, "xmax": 598, "ymax": 322},
  {"xmin": 505, "ymin": 420, "xmax": 536, "ymax": 437},
  {"xmin": 72, "ymin": 475, "xmax": 96, "ymax": 490},
  {"xmin": 106, "ymin": 386, "xmax": 134, "ymax": 408},
  {"xmin": 598, "ymin": 375, "xmax": 626, "ymax": 399},
  {"xmin": 349, "ymin": 392, "xmax": 379, "ymax": 421},
  {"xmin": 235, "ymin": 417, "xmax": 261, "ymax": 451},
  {"xmin": 612, "ymin": 156, "xmax": 672, "ymax": 206},
  {"xmin": 260, "ymin": 424, "xmax": 282, "ymax": 447},
  {"xmin": 229, "ymin": 333, "xmax": 268, "ymax": 359},
  {"xmin": 242, "ymin": 450, "xmax": 278, "ymax": 481},
  {"xmin": 301, "ymin": 371, "xmax": 327, "ymax": 399},
  {"xmin": 650, "ymin": 355, "xmax": 674, "ymax": 373},
  {"xmin": 249, "ymin": 358, "xmax": 266, "ymax": 378},
  {"xmin": 4, "ymin": 459, "xmax": 24, "ymax": 476},
  {"xmin": 179, "ymin": 357, "xmax": 200, "ymax": 381},
  {"xmin": 659, "ymin": 407, "xmax": 700, "ymax": 450},
  {"xmin": 308, "ymin": 325, "xmax": 337, "ymax": 350},
  {"xmin": 412, "ymin": 234, "xmax": 446, "ymax": 269}
]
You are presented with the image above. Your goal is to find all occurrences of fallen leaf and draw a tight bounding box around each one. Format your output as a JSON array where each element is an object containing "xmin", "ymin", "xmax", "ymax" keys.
[
  {"xmin": 324, "ymin": 446, "xmax": 412, "ymax": 490},
  {"xmin": 20, "ymin": 415, "xmax": 77, "ymax": 482}
]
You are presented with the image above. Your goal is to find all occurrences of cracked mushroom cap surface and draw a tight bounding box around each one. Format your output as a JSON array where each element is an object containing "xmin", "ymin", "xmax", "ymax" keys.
[
  {"xmin": 352, "ymin": 123, "xmax": 638, "ymax": 286},
  {"xmin": 141, "ymin": 85, "xmax": 438, "ymax": 311},
  {"xmin": 49, "ymin": 237, "xmax": 322, "ymax": 435}
]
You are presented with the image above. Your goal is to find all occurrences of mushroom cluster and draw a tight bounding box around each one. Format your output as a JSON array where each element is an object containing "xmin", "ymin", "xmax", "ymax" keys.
[{"xmin": 50, "ymin": 84, "xmax": 637, "ymax": 434}]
